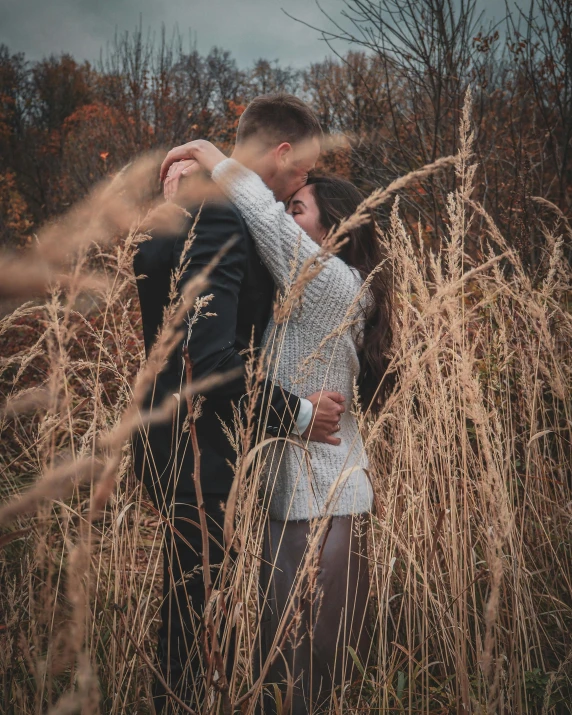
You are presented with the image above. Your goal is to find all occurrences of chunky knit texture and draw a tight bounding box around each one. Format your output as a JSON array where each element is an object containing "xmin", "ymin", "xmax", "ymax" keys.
[{"xmin": 211, "ymin": 158, "xmax": 374, "ymax": 520}]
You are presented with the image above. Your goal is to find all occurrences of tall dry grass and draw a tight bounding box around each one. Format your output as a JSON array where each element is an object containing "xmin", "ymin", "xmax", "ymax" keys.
[{"xmin": 0, "ymin": 91, "xmax": 571, "ymax": 714}]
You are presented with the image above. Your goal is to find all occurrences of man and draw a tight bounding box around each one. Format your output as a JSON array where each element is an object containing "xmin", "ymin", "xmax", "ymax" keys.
[{"xmin": 133, "ymin": 94, "xmax": 345, "ymax": 712}]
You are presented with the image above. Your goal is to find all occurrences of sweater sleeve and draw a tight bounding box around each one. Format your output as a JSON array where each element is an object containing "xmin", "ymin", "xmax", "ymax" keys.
[{"xmin": 211, "ymin": 158, "xmax": 346, "ymax": 295}]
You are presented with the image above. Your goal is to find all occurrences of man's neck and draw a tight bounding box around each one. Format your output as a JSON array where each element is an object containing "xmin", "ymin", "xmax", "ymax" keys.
[
  {"xmin": 231, "ymin": 143, "xmax": 267, "ymax": 178},
  {"xmin": 231, "ymin": 142, "xmax": 279, "ymax": 197}
]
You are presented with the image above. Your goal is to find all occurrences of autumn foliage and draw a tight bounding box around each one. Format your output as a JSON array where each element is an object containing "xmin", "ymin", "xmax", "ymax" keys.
[{"xmin": 0, "ymin": 0, "xmax": 570, "ymax": 265}]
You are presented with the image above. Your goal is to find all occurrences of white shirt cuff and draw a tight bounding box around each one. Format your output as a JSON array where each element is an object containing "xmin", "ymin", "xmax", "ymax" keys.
[{"xmin": 295, "ymin": 398, "xmax": 313, "ymax": 435}]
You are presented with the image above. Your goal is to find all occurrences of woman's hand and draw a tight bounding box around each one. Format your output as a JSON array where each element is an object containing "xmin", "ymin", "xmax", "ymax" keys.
[
  {"xmin": 160, "ymin": 139, "xmax": 226, "ymax": 182},
  {"xmin": 163, "ymin": 159, "xmax": 197, "ymax": 202}
]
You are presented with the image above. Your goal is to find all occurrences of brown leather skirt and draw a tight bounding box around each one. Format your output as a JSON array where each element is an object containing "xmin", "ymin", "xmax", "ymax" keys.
[{"xmin": 256, "ymin": 513, "xmax": 372, "ymax": 714}]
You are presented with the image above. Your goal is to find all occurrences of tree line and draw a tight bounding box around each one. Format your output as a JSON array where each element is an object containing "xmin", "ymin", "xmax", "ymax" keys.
[{"xmin": 1, "ymin": 0, "xmax": 570, "ymax": 275}]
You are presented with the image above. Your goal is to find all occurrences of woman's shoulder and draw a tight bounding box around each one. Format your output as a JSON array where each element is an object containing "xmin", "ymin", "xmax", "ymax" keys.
[
  {"xmin": 301, "ymin": 257, "xmax": 365, "ymax": 323},
  {"xmin": 323, "ymin": 257, "xmax": 363, "ymax": 295},
  {"xmin": 348, "ymin": 265, "xmax": 364, "ymax": 285}
]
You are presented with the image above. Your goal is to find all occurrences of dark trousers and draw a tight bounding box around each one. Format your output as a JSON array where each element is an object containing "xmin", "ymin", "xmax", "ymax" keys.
[
  {"xmin": 256, "ymin": 514, "xmax": 372, "ymax": 715},
  {"xmin": 150, "ymin": 493, "xmax": 233, "ymax": 714},
  {"xmin": 147, "ymin": 485, "xmax": 371, "ymax": 715}
]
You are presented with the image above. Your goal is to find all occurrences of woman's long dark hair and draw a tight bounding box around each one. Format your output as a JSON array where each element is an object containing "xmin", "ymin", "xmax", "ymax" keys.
[{"xmin": 306, "ymin": 176, "xmax": 395, "ymax": 414}]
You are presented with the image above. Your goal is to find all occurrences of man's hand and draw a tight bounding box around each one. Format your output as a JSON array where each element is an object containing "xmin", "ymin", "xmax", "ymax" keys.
[{"xmin": 302, "ymin": 391, "xmax": 345, "ymax": 446}]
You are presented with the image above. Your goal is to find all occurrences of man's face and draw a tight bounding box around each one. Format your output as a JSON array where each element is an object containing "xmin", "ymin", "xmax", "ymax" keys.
[{"xmin": 265, "ymin": 137, "xmax": 321, "ymax": 202}]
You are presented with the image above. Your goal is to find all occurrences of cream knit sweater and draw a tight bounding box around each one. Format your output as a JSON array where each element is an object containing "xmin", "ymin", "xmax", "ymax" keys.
[{"xmin": 211, "ymin": 158, "xmax": 374, "ymax": 521}]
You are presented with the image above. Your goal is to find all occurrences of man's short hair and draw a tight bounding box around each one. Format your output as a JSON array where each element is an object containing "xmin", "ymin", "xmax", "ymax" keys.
[{"xmin": 236, "ymin": 93, "xmax": 322, "ymax": 148}]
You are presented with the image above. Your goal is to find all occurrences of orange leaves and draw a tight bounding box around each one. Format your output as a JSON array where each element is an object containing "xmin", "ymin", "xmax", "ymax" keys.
[
  {"xmin": 227, "ymin": 99, "xmax": 245, "ymax": 117},
  {"xmin": 0, "ymin": 171, "xmax": 33, "ymax": 244},
  {"xmin": 63, "ymin": 102, "xmax": 119, "ymax": 132},
  {"xmin": 227, "ymin": 100, "xmax": 246, "ymax": 129}
]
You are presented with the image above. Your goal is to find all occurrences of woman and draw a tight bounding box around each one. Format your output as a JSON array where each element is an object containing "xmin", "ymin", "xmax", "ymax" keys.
[{"xmin": 161, "ymin": 141, "xmax": 394, "ymax": 713}]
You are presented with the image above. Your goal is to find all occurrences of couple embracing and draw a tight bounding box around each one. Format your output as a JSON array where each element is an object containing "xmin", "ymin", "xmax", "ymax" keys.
[{"xmin": 133, "ymin": 94, "xmax": 394, "ymax": 714}]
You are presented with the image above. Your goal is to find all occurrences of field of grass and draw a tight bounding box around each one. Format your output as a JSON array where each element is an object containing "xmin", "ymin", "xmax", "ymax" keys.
[{"xmin": 0, "ymin": 93, "xmax": 571, "ymax": 715}]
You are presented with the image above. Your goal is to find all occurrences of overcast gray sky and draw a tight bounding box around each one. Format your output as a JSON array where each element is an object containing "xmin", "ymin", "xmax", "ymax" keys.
[{"xmin": 0, "ymin": 0, "xmax": 515, "ymax": 68}]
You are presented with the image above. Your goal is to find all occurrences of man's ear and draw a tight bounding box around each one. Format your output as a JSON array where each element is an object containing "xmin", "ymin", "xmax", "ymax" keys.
[{"xmin": 275, "ymin": 142, "xmax": 292, "ymax": 166}]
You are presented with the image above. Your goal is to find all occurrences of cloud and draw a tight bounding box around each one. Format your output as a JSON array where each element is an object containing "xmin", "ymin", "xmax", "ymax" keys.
[
  {"xmin": 0, "ymin": 0, "xmax": 515, "ymax": 68},
  {"xmin": 0, "ymin": 0, "xmax": 346, "ymax": 67}
]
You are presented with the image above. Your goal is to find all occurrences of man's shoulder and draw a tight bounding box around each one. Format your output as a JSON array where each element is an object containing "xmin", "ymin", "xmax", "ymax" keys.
[
  {"xmin": 182, "ymin": 195, "xmax": 247, "ymax": 234},
  {"xmin": 172, "ymin": 195, "xmax": 253, "ymax": 265},
  {"xmin": 199, "ymin": 197, "xmax": 245, "ymax": 222}
]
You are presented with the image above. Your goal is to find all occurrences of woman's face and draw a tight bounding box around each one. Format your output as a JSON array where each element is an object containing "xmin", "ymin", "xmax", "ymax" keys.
[{"xmin": 286, "ymin": 185, "xmax": 327, "ymax": 245}]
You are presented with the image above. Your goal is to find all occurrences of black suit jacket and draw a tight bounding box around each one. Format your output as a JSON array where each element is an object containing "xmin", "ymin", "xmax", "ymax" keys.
[{"xmin": 132, "ymin": 197, "xmax": 301, "ymax": 501}]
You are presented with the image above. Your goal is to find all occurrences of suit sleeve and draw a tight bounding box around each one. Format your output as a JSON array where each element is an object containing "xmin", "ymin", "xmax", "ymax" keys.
[{"xmin": 172, "ymin": 201, "xmax": 302, "ymax": 437}]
